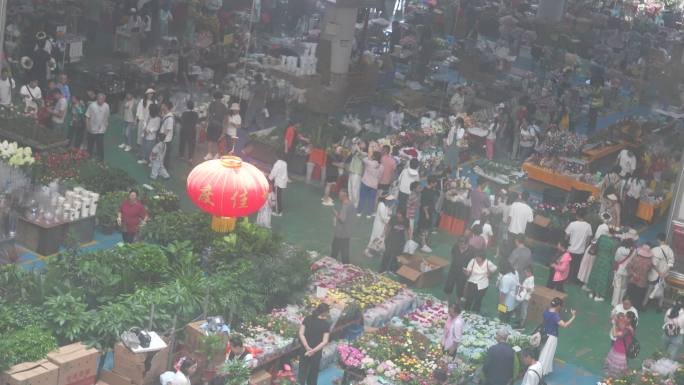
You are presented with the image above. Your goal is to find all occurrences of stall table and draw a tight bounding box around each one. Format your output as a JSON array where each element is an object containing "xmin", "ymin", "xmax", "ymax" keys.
[
  {"xmin": 522, "ymin": 162, "xmax": 599, "ymax": 196},
  {"xmin": 637, "ymin": 194, "xmax": 672, "ymax": 223},
  {"xmin": 582, "ymin": 142, "xmax": 628, "ymax": 164},
  {"xmin": 17, "ymin": 216, "xmax": 96, "ymax": 256}
]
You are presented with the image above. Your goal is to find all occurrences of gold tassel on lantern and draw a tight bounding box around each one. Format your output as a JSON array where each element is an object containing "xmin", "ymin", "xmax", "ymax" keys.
[{"xmin": 211, "ymin": 216, "xmax": 237, "ymax": 232}]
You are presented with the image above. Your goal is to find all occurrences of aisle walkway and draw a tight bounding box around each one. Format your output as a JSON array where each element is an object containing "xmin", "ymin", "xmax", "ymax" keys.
[{"xmin": 52, "ymin": 113, "xmax": 670, "ymax": 377}]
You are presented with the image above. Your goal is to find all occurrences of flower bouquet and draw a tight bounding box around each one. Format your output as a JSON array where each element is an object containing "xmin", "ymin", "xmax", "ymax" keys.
[{"xmin": 337, "ymin": 275, "xmax": 404, "ymax": 309}]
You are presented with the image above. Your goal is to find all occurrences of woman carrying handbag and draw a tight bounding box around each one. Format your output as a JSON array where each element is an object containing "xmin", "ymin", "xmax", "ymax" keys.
[{"xmin": 463, "ymin": 252, "xmax": 497, "ymax": 313}]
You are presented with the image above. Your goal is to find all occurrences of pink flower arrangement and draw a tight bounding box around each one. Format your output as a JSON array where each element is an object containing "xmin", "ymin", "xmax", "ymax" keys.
[{"xmin": 338, "ymin": 344, "xmax": 366, "ymax": 368}]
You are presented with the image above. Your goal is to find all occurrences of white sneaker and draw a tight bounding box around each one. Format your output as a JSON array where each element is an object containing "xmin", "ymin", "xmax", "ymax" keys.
[
  {"xmin": 137, "ymin": 159, "xmax": 147, "ymax": 164},
  {"xmin": 581, "ymin": 285, "xmax": 590, "ymax": 292},
  {"xmin": 421, "ymin": 245, "xmax": 433, "ymax": 253},
  {"xmin": 356, "ymin": 213, "xmax": 362, "ymax": 217},
  {"xmin": 213, "ymin": 154, "xmax": 220, "ymax": 159},
  {"xmin": 594, "ymin": 296, "xmax": 605, "ymax": 302},
  {"xmin": 588, "ymin": 293, "xmax": 594, "ymax": 299},
  {"xmin": 322, "ymin": 199, "xmax": 334, "ymax": 206},
  {"xmin": 272, "ymin": 212, "xmax": 282, "ymax": 217},
  {"xmin": 204, "ymin": 153, "xmax": 213, "ymax": 160},
  {"xmin": 124, "ymin": 145, "xmax": 132, "ymax": 152},
  {"xmin": 118, "ymin": 143, "xmax": 126, "ymax": 149},
  {"xmin": 366, "ymin": 215, "xmax": 372, "ymax": 219}
]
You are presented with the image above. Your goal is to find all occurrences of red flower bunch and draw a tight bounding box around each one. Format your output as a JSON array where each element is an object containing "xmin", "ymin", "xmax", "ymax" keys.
[{"xmin": 33, "ymin": 148, "xmax": 91, "ymax": 183}]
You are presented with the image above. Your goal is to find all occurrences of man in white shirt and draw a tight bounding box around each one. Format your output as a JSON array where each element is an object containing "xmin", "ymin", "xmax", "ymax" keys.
[
  {"xmin": 611, "ymin": 297, "xmax": 639, "ymax": 323},
  {"xmin": 19, "ymin": 79, "xmax": 42, "ymax": 115},
  {"xmin": 520, "ymin": 349, "xmax": 543, "ymax": 385},
  {"xmin": 508, "ymin": 191, "xmax": 534, "ymax": 238},
  {"xmin": 565, "ymin": 210, "xmax": 593, "ymax": 284},
  {"xmin": 85, "ymin": 93, "xmax": 110, "ymax": 161},
  {"xmin": 49, "ymin": 89, "xmax": 68, "ymax": 133},
  {"xmin": 0, "ymin": 69, "xmax": 16, "ymax": 106},
  {"xmin": 160, "ymin": 101, "xmax": 175, "ymax": 170},
  {"xmin": 644, "ymin": 233, "xmax": 675, "ymax": 309},
  {"xmin": 268, "ymin": 153, "xmax": 288, "ymax": 216},
  {"xmin": 385, "ymin": 104, "xmax": 404, "ymax": 133},
  {"xmin": 616, "ymin": 149, "xmax": 636, "ymax": 177}
]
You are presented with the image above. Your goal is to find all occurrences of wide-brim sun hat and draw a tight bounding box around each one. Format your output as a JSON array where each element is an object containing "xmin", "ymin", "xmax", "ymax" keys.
[
  {"xmin": 145, "ymin": 88, "xmax": 156, "ymax": 94},
  {"xmin": 230, "ymin": 103, "xmax": 240, "ymax": 111}
]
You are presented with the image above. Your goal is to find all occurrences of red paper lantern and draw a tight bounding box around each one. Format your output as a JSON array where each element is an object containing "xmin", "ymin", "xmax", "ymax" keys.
[{"xmin": 187, "ymin": 156, "xmax": 269, "ymax": 232}]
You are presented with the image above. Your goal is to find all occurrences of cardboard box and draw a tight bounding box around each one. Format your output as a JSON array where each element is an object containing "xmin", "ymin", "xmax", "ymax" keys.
[
  {"xmin": 98, "ymin": 371, "xmax": 132, "ymax": 385},
  {"xmin": 533, "ymin": 215, "xmax": 551, "ymax": 228},
  {"xmin": 47, "ymin": 343, "xmax": 99, "ymax": 385},
  {"xmin": 183, "ymin": 321, "xmax": 230, "ymax": 353},
  {"xmin": 526, "ymin": 286, "xmax": 568, "ymax": 324},
  {"xmin": 4, "ymin": 360, "xmax": 59, "ymax": 385},
  {"xmin": 249, "ymin": 370, "xmax": 271, "ymax": 385},
  {"xmin": 112, "ymin": 343, "xmax": 169, "ymax": 385},
  {"xmin": 395, "ymin": 254, "xmax": 449, "ymax": 288}
]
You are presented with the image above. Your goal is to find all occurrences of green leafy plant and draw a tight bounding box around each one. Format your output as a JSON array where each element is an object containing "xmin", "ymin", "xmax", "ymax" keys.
[
  {"xmin": 207, "ymin": 260, "xmax": 266, "ymax": 325},
  {"xmin": 218, "ymin": 358, "xmax": 251, "ymax": 385},
  {"xmin": 97, "ymin": 191, "xmax": 129, "ymax": 233},
  {"xmin": 0, "ymin": 302, "xmax": 47, "ymax": 335},
  {"xmin": 41, "ymin": 292, "xmax": 92, "ymax": 344},
  {"xmin": 77, "ymin": 161, "xmax": 136, "ymax": 194},
  {"xmin": 0, "ymin": 326, "xmax": 58, "ymax": 371},
  {"xmin": 140, "ymin": 211, "xmax": 217, "ymax": 250},
  {"xmin": 199, "ymin": 334, "xmax": 226, "ymax": 368}
]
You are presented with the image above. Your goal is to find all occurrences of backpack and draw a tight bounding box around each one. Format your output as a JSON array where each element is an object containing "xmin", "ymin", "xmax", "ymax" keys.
[
  {"xmin": 622, "ymin": 333, "xmax": 639, "ymax": 359},
  {"xmin": 529, "ymin": 369, "xmax": 547, "ymax": 385},
  {"xmin": 664, "ymin": 318, "xmax": 681, "ymax": 337}
]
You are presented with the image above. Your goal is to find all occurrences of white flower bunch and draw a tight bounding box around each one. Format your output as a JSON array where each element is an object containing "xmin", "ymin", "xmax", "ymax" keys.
[{"xmin": 0, "ymin": 141, "xmax": 34, "ymax": 167}]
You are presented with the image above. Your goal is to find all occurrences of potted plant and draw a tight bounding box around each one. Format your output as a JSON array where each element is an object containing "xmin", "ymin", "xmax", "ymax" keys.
[
  {"xmin": 218, "ymin": 358, "xmax": 250, "ymax": 385},
  {"xmin": 198, "ymin": 334, "xmax": 226, "ymax": 382}
]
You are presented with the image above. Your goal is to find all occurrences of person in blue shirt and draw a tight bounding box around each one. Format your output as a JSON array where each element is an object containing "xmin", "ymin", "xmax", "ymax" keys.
[
  {"xmin": 483, "ymin": 329, "xmax": 515, "ymax": 385},
  {"xmin": 539, "ymin": 297, "xmax": 577, "ymax": 375}
]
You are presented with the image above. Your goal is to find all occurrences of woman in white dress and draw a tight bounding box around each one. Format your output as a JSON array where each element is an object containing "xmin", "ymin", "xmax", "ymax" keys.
[
  {"xmin": 577, "ymin": 212, "xmax": 611, "ymax": 288},
  {"xmin": 539, "ymin": 297, "xmax": 577, "ymax": 375},
  {"xmin": 136, "ymin": 89, "xmax": 156, "ymax": 147},
  {"xmin": 365, "ymin": 194, "xmax": 394, "ymax": 257}
]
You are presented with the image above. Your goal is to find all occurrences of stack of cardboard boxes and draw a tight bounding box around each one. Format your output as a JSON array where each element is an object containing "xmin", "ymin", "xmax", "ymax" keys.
[
  {"xmin": 526, "ymin": 286, "xmax": 568, "ymax": 324},
  {"xmin": 3, "ymin": 343, "xmax": 99, "ymax": 385},
  {"xmin": 99, "ymin": 342, "xmax": 169, "ymax": 385}
]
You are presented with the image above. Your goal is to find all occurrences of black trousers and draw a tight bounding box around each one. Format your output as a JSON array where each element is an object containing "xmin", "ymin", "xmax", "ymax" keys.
[
  {"xmin": 627, "ymin": 284, "xmax": 647, "ymax": 311},
  {"xmin": 71, "ymin": 123, "xmax": 85, "ymax": 149},
  {"xmin": 464, "ymin": 283, "xmax": 487, "ymax": 313},
  {"xmin": 274, "ymin": 186, "xmax": 283, "ymax": 214},
  {"xmin": 178, "ymin": 128, "xmax": 196, "ymax": 159},
  {"xmin": 397, "ymin": 191, "xmax": 409, "ymax": 211},
  {"xmin": 570, "ymin": 252, "xmax": 584, "ymax": 284},
  {"xmin": 548, "ymin": 279, "xmax": 565, "ymax": 293},
  {"xmin": 87, "ymin": 133, "xmax": 104, "ymax": 161},
  {"xmin": 297, "ymin": 352, "xmax": 322, "ymax": 385},
  {"xmin": 122, "ymin": 232, "xmax": 136, "ymax": 244},
  {"xmin": 588, "ymin": 107, "xmax": 599, "ymax": 133},
  {"xmin": 624, "ymin": 197, "xmax": 639, "ymax": 225},
  {"xmin": 164, "ymin": 141, "xmax": 172, "ymax": 170},
  {"xmin": 331, "ymin": 237, "xmax": 350, "ymax": 264}
]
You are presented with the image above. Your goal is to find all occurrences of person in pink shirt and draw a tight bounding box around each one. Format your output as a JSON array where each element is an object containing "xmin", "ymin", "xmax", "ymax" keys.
[
  {"xmin": 442, "ymin": 302, "xmax": 464, "ymax": 356},
  {"xmin": 378, "ymin": 145, "xmax": 396, "ymax": 195},
  {"xmin": 548, "ymin": 239, "xmax": 572, "ymax": 292},
  {"xmin": 358, "ymin": 151, "xmax": 384, "ymax": 218}
]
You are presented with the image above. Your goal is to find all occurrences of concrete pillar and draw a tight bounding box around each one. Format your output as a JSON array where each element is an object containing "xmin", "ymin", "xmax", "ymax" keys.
[
  {"xmin": 536, "ymin": 0, "xmax": 566, "ymax": 24},
  {"xmin": 320, "ymin": 5, "xmax": 358, "ymax": 89}
]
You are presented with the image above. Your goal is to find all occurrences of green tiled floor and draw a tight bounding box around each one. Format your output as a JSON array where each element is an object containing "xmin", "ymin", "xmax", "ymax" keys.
[{"xmin": 99, "ymin": 115, "xmax": 668, "ymax": 376}]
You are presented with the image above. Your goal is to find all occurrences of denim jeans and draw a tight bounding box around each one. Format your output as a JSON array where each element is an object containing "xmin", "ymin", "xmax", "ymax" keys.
[
  {"xmin": 662, "ymin": 334, "xmax": 683, "ymax": 360},
  {"xmin": 140, "ymin": 139, "xmax": 155, "ymax": 160},
  {"xmin": 358, "ymin": 182, "xmax": 377, "ymax": 216},
  {"xmin": 123, "ymin": 121, "xmax": 136, "ymax": 146}
]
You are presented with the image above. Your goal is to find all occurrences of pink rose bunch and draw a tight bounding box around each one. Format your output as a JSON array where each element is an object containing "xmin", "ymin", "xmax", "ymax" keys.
[{"xmin": 338, "ymin": 344, "xmax": 366, "ymax": 368}]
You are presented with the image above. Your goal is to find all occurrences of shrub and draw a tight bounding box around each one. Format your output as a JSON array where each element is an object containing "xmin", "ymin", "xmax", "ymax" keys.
[{"xmin": 0, "ymin": 326, "xmax": 58, "ymax": 371}]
